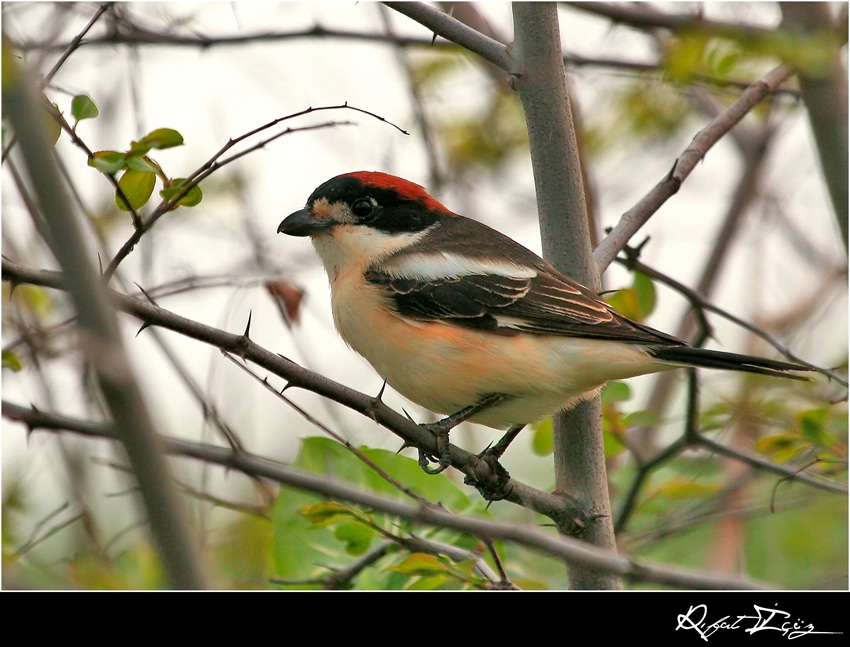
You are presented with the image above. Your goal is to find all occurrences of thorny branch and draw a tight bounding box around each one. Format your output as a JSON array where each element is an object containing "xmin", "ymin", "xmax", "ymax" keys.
[
  {"xmin": 593, "ymin": 64, "xmax": 795, "ymax": 272},
  {"xmin": 2, "ymin": 399, "xmax": 773, "ymax": 590},
  {"xmin": 4, "ymin": 256, "xmax": 842, "ymax": 524},
  {"xmin": 2, "ymin": 257, "xmax": 580, "ymax": 528}
]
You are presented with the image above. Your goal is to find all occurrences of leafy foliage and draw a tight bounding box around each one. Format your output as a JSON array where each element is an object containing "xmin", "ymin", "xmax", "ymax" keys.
[
  {"xmin": 270, "ymin": 437, "xmax": 503, "ymax": 590},
  {"xmin": 86, "ymin": 125, "xmax": 202, "ymax": 211}
]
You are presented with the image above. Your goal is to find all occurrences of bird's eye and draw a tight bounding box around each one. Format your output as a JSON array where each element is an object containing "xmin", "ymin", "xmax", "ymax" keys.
[{"xmin": 351, "ymin": 199, "xmax": 375, "ymax": 220}]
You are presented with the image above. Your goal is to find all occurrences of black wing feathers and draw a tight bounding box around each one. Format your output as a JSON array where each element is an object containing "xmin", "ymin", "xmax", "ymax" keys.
[
  {"xmin": 364, "ymin": 214, "xmax": 685, "ymax": 344},
  {"xmin": 365, "ymin": 262, "xmax": 684, "ymax": 345},
  {"xmin": 365, "ymin": 271, "xmax": 529, "ymax": 332}
]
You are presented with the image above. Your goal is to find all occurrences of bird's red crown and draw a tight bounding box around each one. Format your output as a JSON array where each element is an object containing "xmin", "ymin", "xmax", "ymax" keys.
[{"xmin": 343, "ymin": 171, "xmax": 451, "ymax": 215}]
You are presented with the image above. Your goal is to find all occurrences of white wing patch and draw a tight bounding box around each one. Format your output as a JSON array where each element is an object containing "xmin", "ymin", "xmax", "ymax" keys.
[
  {"xmin": 383, "ymin": 252, "xmax": 538, "ymax": 281},
  {"xmin": 491, "ymin": 315, "xmax": 531, "ymax": 330}
]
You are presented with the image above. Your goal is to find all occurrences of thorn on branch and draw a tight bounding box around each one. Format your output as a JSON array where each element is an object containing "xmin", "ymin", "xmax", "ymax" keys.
[
  {"xmin": 633, "ymin": 236, "xmax": 651, "ymax": 256},
  {"xmin": 242, "ymin": 310, "xmax": 253, "ymax": 339},
  {"xmin": 365, "ymin": 379, "xmax": 389, "ymax": 425},
  {"xmin": 396, "ymin": 441, "xmax": 414, "ymax": 454},
  {"xmin": 376, "ymin": 378, "xmax": 388, "ymax": 402},
  {"xmin": 134, "ymin": 282, "xmax": 159, "ymax": 306},
  {"xmin": 666, "ymin": 158, "xmax": 679, "ymax": 183}
]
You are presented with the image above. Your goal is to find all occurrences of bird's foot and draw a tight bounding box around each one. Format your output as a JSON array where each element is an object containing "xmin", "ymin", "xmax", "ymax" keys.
[
  {"xmin": 416, "ymin": 394, "xmax": 510, "ymax": 475},
  {"xmin": 464, "ymin": 447, "xmax": 512, "ymax": 501},
  {"xmin": 417, "ymin": 420, "xmax": 452, "ymax": 474},
  {"xmin": 462, "ymin": 425, "xmax": 524, "ymax": 500}
]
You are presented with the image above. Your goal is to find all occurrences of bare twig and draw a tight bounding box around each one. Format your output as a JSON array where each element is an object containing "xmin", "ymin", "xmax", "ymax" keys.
[
  {"xmin": 593, "ymin": 65, "xmax": 794, "ymax": 272},
  {"xmin": 43, "ymin": 3, "xmax": 113, "ymax": 85},
  {"xmin": 15, "ymin": 25, "xmax": 461, "ymax": 53},
  {"xmin": 269, "ymin": 541, "xmax": 395, "ymax": 589},
  {"xmin": 12, "ymin": 18, "xmax": 799, "ymax": 98},
  {"xmin": 383, "ymin": 2, "xmax": 516, "ymax": 73},
  {"xmin": 695, "ymin": 435, "xmax": 847, "ymax": 494},
  {"xmin": 12, "ymin": 502, "xmax": 81, "ymax": 558},
  {"xmin": 566, "ymin": 2, "xmax": 782, "ymax": 41}
]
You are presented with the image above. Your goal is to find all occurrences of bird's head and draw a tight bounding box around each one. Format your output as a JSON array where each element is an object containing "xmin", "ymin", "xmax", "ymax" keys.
[
  {"xmin": 278, "ymin": 172, "xmax": 455, "ymax": 275},
  {"xmin": 278, "ymin": 172, "xmax": 451, "ymax": 236}
]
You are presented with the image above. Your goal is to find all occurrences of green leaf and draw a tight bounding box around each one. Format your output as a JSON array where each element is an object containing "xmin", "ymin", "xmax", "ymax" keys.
[
  {"xmin": 664, "ymin": 33, "xmax": 709, "ymax": 82},
  {"xmin": 601, "ymin": 387, "xmax": 631, "ymax": 458},
  {"xmin": 656, "ymin": 478, "xmax": 721, "ymax": 501},
  {"xmin": 130, "ymin": 127, "xmax": 184, "ymax": 155},
  {"xmin": 390, "ymin": 553, "xmax": 452, "ymax": 577},
  {"xmin": 89, "ymin": 151, "xmax": 126, "ymax": 174},
  {"xmin": 334, "ymin": 522, "xmax": 376, "ymax": 556},
  {"xmin": 602, "ymin": 425, "xmax": 626, "ymax": 458},
  {"xmin": 115, "ymin": 170, "xmax": 156, "ymax": 211},
  {"xmin": 602, "ymin": 381, "xmax": 631, "ymax": 404},
  {"xmin": 797, "ymin": 408, "xmax": 828, "ymax": 443},
  {"xmin": 622, "ymin": 409, "xmax": 659, "ymax": 428},
  {"xmin": 606, "ymin": 272, "xmax": 656, "ymax": 322},
  {"xmin": 294, "ymin": 437, "xmax": 473, "ymax": 511},
  {"xmin": 531, "ymin": 419, "xmax": 553, "ymax": 456},
  {"xmin": 715, "ymin": 51, "xmax": 739, "ymax": 76},
  {"xmin": 71, "ymin": 94, "xmax": 99, "ymax": 122},
  {"xmin": 2, "ymin": 350, "xmax": 22, "ymax": 372},
  {"xmin": 756, "ymin": 432, "xmax": 807, "ymax": 463},
  {"xmin": 299, "ymin": 501, "xmax": 351, "ymax": 526},
  {"xmin": 406, "ymin": 574, "xmax": 453, "ymax": 590},
  {"xmin": 42, "ymin": 97, "xmax": 62, "ymax": 145},
  {"xmin": 271, "ymin": 437, "xmax": 478, "ymax": 588},
  {"xmin": 15, "ymin": 285, "xmax": 53, "ymax": 317},
  {"xmin": 606, "ymin": 288, "xmax": 638, "ymax": 320},
  {"xmin": 125, "ymin": 155, "xmax": 159, "ymax": 173},
  {"xmin": 2, "ymin": 37, "xmax": 22, "ymax": 91},
  {"xmin": 160, "ymin": 178, "xmax": 203, "ymax": 207},
  {"xmin": 631, "ymin": 272, "xmax": 656, "ymax": 318},
  {"xmin": 614, "ymin": 82, "xmax": 690, "ymax": 142}
]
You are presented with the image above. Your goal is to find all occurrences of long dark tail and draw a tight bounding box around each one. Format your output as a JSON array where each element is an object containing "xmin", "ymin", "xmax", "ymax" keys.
[{"xmin": 647, "ymin": 346, "xmax": 813, "ymax": 381}]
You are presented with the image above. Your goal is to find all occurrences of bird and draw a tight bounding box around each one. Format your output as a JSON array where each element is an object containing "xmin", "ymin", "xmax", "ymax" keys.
[{"xmin": 277, "ymin": 171, "xmax": 811, "ymax": 472}]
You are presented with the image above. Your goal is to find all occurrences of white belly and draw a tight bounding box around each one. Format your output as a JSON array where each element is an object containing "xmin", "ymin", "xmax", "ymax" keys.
[{"xmin": 329, "ymin": 272, "xmax": 671, "ymax": 429}]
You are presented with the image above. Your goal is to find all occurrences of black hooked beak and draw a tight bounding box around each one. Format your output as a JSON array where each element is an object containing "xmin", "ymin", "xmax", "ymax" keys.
[{"xmin": 277, "ymin": 208, "xmax": 334, "ymax": 237}]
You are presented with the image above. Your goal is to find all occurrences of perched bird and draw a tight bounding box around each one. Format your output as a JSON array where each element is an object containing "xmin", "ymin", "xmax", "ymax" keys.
[{"xmin": 278, "ymin": 171, "xmax": 809, "ymax": 466}]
